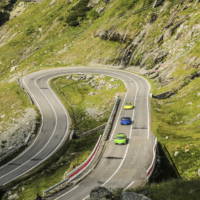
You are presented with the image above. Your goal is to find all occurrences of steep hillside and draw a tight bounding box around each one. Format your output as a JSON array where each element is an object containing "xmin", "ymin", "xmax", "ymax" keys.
[{"xmin": 0, "ymin": 0, "xmax": 199, "ymax": 183}]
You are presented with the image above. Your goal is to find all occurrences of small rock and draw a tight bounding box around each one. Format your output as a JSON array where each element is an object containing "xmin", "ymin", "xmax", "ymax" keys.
[
  {"xmin": 49, "ymin": 0, "xmax": 57, "ymax": 5},
  {"xmin": 121, "ymin": 191, "xmax": 152, "ymax": 200},
  {"xmin": 0, "ymin": 114, "xmax": 5, "ymax": 119},
  {"xmin": 88, "ymin": 92, "xmax": 96, "ymax": 96},
  {"xmin": 8, "ymin": 193, "xmax": 19, "ymax": 200},
  {"xmin": 66, "ymin": 75, "xmax": 72, "ymax": 79},
  {"xmin": 86, "ymin": 74, "xmax": 93, "ymax": 80},
  {"xmin": 156, "ymin": 34, "xmax": 164, "ymax": 44},
  {"xmin": 184, "ymin": 148, "xmax": 190, "ymax": 153},
  {"xmin": 110, "ymin": 78, "xmax": 115, "ymax": 82},
  {"xmin": 107, "ymin": 84, "xmax": 115, "ymax": 89},
  {"xmin": 198, "ymin": 169, "xmax": 200, "ymax": 177},
  {"xmin": 149, "ymin": 13, "xmax": 158, "ymax": 23},
  {"xmin": 174, "ymin": 151, "xmax": 179, "ymax": 157},
  {"xmin": 10, "ymin": 66, "xmax": 18, "ymax": 72},
  {"xmin": 90, "ymin": 186, "xmax": 112, "ymax": 200},
  {"xmin": 38, "ymin": 27, "xmax": 42, "ymax": 32}
]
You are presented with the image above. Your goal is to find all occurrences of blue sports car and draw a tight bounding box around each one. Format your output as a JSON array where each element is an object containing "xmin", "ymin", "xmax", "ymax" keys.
[{"xmin": 120, "ymin": 117, "xmax": 132, "ymax": 125}]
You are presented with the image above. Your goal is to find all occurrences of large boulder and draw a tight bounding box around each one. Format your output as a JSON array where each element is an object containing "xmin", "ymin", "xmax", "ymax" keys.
[
  {"xmin": 121, "ymin": 192, "xmax": 151, "ymax": 200},
  {"xmin": 152, "ymin": 91, "xmax": 176, "ymax": 99},
  {"xmin": 90, "ymin": 186, "xmax": 112, "ymax": 200}
]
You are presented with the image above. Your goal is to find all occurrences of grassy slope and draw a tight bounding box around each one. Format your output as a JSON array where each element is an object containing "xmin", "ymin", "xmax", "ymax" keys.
[
  {"xmin": 7, "ymin": 75, "xmax": 125, "ymax": 200},
  {"xmin": 133, "ymin": 179, "xmax": 200, "ymax": 200},
  {"xmin": 151, "ymin": 78, "xmax": 200, "ymax": 179}
]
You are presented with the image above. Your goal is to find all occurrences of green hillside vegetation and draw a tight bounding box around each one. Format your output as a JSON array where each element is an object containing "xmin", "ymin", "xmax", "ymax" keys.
[{"xmin": 131, "ymin": 179, "xmax": 200, "ymax": 200}]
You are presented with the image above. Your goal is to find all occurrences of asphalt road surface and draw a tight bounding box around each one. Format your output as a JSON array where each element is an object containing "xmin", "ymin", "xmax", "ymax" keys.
[{"xmin": 0, "ymin": 67, "xmax": 156, "ymax": 200}]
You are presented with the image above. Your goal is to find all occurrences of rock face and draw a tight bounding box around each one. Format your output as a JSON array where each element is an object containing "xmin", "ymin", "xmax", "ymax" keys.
[
  {"xmin": 152, "ymin": 91, "xmax": 176, "ymax": 99},
  {"xmin": 119, "ymin": 30, "xmax": 146, "ymax": 66},
  {"xmin": 90, "ymin": 187, "xmax": 112, "ymax": 200},
  {"xmin": 0, "ymin": 108, "xmax": 37, "ymax": 164},
  {"xmin": 89, "ymin": 188, "xmax": 152, "ymax": 200},
  {"xmin": 121, "ymin": 192, "xmax": 152, "ymax": 200},
  {"xmin": 94, "ymin": 29, "xmax": 131, "ymax": 43}
]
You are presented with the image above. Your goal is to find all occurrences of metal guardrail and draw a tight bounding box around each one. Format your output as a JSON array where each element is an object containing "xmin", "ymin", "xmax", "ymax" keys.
[
  {"xmin": 80, "ymin": 123, "xmax": 106, "ymax": 137},
  {"xmin": 146, "ymin": 137, "xmax": 157, "ymax": 179},
  {"xmin": 43, "ymin": 135, "xmax": 102, "ymax": 197},
  {"xmin": 103, "ymin": 96, "xmax": 121, "ymax": 141}
]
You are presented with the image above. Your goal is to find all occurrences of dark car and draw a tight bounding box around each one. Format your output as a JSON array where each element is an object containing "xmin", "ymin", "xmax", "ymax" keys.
[{"xmin": 120, "ymin": 117, "xmax": 132, "ymax": 125}]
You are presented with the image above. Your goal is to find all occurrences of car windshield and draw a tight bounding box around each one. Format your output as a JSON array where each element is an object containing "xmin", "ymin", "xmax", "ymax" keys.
[
  {"xmin": 121, "ymin": 117, "xmax": 131, "ymax": 120},
  {"xmin": 116, "ymin": 136, "xmax": 125, "ymax": 139}
]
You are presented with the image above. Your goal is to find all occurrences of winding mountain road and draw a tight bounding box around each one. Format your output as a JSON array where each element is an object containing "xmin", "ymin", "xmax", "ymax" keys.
[{"xmin": 0, "ymin": 67, "xmax": 156, "ymax": 200}]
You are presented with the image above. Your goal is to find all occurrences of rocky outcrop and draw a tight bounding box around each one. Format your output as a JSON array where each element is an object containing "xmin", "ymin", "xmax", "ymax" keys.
[
  {"xmin": 149, "ymin": 13, "xmax": 158, "ymax": 23},
  {"xmin": 152, "ymin": 91, "xmax": 176, "ymax": 99},
  {"xmin": 0, "ymin": 10, "xmax": 10, "ymax": 26},
  {"xmin": 119, "ymin": 30, "xmax": 146, "ymax": 66},
  {"xmin": 152, "ymin": 71, "xmax": 200, "ymax": 99},
  {"xmin": 154, "ymin": 51, "xmax": 168, "ymax": 65},
  {"xmin": 0, "ymin": 108, "xmax": 38, "ymax": 165},
  {"xmin": 90, "ymin": 187, "xmax": 112, "ymax": 200},
  {"xmin": 89, "ymin": 187, "xmax": 152, "ymax": 200},
  {"xmin": 94, "ymin": 29, "xmax": 131, "ymax": 43},
  {"xmin": 121, "ymin": 192, "xmax": 152, "ymax": 200}
]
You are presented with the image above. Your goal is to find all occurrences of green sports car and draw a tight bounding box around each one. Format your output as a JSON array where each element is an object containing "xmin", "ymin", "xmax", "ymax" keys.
[{"xmin": 114, "ymin": 133, "xmax": 128, "ymax": 145}]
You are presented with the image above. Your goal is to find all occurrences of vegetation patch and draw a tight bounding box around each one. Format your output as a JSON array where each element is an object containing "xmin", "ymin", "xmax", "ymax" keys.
[
  {"xmin": 151, "ymin": 77, "xmax": 200, "ymax": 179},
  {"xmin": 66, "ymin": 0, "xmax": 91, "ymax": 26},
  {"xmin": 133, "ymin": 179, "xmax": 200, "ymax": 200}
]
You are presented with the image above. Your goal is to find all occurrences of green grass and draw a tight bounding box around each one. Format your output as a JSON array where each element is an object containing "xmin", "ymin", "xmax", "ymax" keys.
[
  {"xmin": 0, "ymin": 81, "xmax": 33, "ymax": 132},
  {"xmin": 151, "ymin": 77, "xmax": 200, "ymax": 179},
  {"xmin": 51, "ymin": 74, "xmax": 126, "ymax": 132},
  {"xmin": 132, "ymin": 179, "xmax": 200, "ymax": 200}
]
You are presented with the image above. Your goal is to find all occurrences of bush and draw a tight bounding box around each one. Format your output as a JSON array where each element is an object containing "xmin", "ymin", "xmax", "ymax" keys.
[
  {"xmin": 0, "ymin": 11, "xmax": 9, "ymax": 26},
  {"xmin": 25, "ymin": 25, "xmax": 36, "ymax": 35},
  {"xmin": 66, "ymin": 0, "xmax": 91, "ymax": 26}
]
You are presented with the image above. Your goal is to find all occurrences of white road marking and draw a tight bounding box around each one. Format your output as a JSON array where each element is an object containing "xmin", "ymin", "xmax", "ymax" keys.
[
  {"xmin": 146, "ymin": 137, "xmax": 157, "ymax": 178},
  {"xmin": 124, "ymin": 180, "xmax": 135, "ymax": 190}
]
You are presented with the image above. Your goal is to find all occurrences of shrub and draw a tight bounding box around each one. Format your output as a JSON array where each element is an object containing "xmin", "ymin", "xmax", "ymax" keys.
[{"xmin": 66, "ymin": 0, "xmax": 91, "ymax": 26}]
